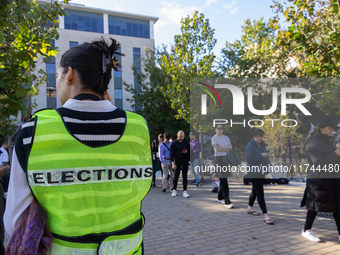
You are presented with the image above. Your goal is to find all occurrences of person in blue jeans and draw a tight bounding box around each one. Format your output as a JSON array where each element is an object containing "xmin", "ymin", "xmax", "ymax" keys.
[
  {"xmin": 245, "ymin": 128, "xmax": 274, "ymax": 225},
  {"xmin": 189, "ymin": 131, "xmax": 201, "ymax": 186}
]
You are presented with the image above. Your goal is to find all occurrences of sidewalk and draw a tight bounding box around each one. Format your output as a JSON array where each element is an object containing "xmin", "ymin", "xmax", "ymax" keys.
[
  {"xmin": 4, "ymin": 176, "xmax": 339, "ymax": 254},
  {"xmin": 142, "ymin": 176, "xmax": 340, "ymax": 255}
]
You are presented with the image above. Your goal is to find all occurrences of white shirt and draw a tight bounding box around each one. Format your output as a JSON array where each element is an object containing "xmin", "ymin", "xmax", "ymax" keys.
[
  {"xmin": 211, "ymin": 134, "xmax": 231, "ymax": 157},
  {"xmin": 0, "ymin": 147, "xmax": 8, "ymax": 163},
  {"xmin": 4, "ymin": 99, "xmax": 117, "ymax": 236}
]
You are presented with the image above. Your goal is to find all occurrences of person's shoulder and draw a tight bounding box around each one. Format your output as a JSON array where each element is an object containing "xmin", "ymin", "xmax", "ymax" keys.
[{"xmin": 245, "ymin": 140, "xmax": 254, "ymax": 148}]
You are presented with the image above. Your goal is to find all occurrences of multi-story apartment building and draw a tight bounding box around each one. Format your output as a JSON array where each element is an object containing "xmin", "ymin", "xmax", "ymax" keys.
[{"xmin": 35, "ymin": 1, "xmax": 158, "ymax": 111}]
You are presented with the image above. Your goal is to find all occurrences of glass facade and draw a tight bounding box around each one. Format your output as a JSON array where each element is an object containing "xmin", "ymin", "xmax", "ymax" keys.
[
  {"xmin": 64, "ymin": 9, "xmax": 103, "ymax": 33},
  {"xmin": 46, "ymin": 41, "xmax": 56, "ymax": 108},
  {"xmin": 69, "ymin": 41, "xmax": 78, "ymax": 48},
  {"xmin": 109, "ymin": 15, "xmax": 149, "ymax": 39},
  {"xmin": 114, "ymin": 48, "xmax": 123, "ymax": 109},
  {"xmin": 133, "ymin": 48, "xmax": 142, "ymax": 111}
]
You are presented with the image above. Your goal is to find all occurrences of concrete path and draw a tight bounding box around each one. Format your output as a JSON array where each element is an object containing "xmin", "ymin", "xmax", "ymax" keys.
[{"xmin": 142, "ymin": 176, "xmax": 340, "ymax": 255}]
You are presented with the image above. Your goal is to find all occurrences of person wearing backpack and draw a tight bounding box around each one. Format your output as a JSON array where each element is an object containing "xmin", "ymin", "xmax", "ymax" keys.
[
  {"xmin": 245, "ymin": 128, "xmax": 274, "ymax": 225},
  {"xmin": 159, "ymin": 132, "xmax": 174, "ymax": 193}
]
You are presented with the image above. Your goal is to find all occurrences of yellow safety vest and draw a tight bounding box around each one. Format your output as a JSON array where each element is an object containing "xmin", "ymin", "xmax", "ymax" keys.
[{"xmin": 27, "ymin": 109, "xmax": 152, "ymax": 255}]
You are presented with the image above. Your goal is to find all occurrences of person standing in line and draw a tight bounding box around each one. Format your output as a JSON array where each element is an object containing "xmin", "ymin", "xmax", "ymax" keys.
[
  {"xmin": 0, "ymin": 142, "xmax": 9, "ymax": 166},
  {"xmin": 0, "ymin": 161, "xmax": 10, "ymax": 254},
  {"xmin": 159, "ymin": 132, "xmax": 174, "ymax": 193},
  {"xmin": 189, "ymin": 131, "xmax": 201, "ymax": 187},
  {"xmin": 245, "ymin": 128, "xmax": 274, "ymax": 225},
  {"xmin": 4, "ymin": 38, "xmax": 151, "ymax": 254},
  {"xmin": 151, "ymin": 141, "xmax": 158, "ymax": 187},
  {"xmin": 211, "ymin": 125, "xmax": 234, "ymax": 209},
  {"xmin": 157, "ymin": 134, "xmax": 164, "ymax": 176},
  {"xmin": 171, "ymin": 130, "xmax": 191, "ymax": 198},
  {"xmin": 300, "ymin": 117, "xmax": 340, "ymax": 242}
]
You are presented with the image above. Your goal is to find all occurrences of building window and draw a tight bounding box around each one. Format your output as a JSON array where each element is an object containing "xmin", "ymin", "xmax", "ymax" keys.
[
  {"xmin": 64, "ymin": 9, "xmax": 104, "ymax": 33},
  {"xmin": 114, "ymin": 48, "xmax": 123, "ymax": 109},
  {"xmin": 69, "ymin": 41, "xmax": 78, "ymax": 48},
  {"xmin": 133, "ymin": 48, "xmax": 142, "ymax": 111},
  {"xmin": 46, "ymin": 41, "xmax": 56, "ymax": 109},
  {"xmin": 108, "ymin": 15, "xmax": 149, "ymax": 39}
]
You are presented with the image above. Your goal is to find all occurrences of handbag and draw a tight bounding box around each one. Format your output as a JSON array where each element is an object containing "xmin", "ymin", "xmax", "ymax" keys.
[{"xmin": 223, "ymin": 150, "xmax": 241, "ymax": 166}]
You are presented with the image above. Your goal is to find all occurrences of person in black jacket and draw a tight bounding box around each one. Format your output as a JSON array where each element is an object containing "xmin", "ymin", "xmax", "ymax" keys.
[
  {"xmin": 245, "ymin": 128, "xmax": 273, "ymax": 224},
  {"xmin": 171, "ymin": 130, "xmax": 191, "ymax": 198},
  {"xmin": 300, "ymin": 117, "xmax": 340, "ymax": 242}
]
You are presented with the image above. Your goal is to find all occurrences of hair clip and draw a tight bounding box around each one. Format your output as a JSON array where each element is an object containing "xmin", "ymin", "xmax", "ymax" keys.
[
  {"xmin": 102, "ymin": 53, "xmax": 109, "ymax": 73},
  {"xmin": 111, "ymin": 56, "xmax": 119, "ymax": 71}
]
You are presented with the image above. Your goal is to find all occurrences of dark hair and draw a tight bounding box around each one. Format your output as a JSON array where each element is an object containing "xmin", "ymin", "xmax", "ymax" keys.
[
  {"xmin": 300, "ymin": 126, "xmax": 321, "ymax": 153},
  {"xmin": 151, "ymin": 141, "xmax": 157, "ymax": 152},
  {"xmin": 250, "ymin": 128, "xmax": 265, "ymax": 139},
  {"xmin": 164, "ymin": 132, "xmax": 171, "ymax": 140},
  {"xmin": 59, "ymin": 37, "xmax": 124, "ymax": 95},
  {"xmin": 158, "ymin": 134, "xmax": 164, "ymax": 140}
]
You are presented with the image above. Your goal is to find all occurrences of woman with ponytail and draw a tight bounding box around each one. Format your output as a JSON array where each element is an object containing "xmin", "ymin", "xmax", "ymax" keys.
[
  {"xmin": 5, "ymin": 37, "xmax": 151, "ymax": 254},
  {"xmin": 245, "ymin": 128, "xmax": 274, "ymax": 225},
  {"xmin": 300, "ymin": 117, "xmax": 340, "ymax": 242}
]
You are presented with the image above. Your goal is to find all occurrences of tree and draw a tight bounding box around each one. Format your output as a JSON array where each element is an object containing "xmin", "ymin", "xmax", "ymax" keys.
[
  {"xmin": 124, "ymin": 49, "xmax": 189, "ymax": 139},
  {"xmin": 271, "ymin": 0, "xmax": 340, "ymax": 114},
  {"xmin": 258, "ymin": 112, "xmax": 303, "ymax": 164},
  {"xmin": 220, "ymin": 18, "xmax": 289, "ymax": 78},
  {"xmin": 159, "ymin": 11, "xmax": 217, "ymax": 122},
  {"xmin": 0, "ymin": 0, "xmax": 68, "ymax": 137}
]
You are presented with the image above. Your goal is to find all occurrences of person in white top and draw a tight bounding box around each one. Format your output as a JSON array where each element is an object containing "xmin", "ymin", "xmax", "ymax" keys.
[
  {"xmin": 0, "ymin": 142, "xmax": 9, "ymax": 166},
  {"xmin": 211, "ymin": 125, "xmax": 234, "ymax": 209}
]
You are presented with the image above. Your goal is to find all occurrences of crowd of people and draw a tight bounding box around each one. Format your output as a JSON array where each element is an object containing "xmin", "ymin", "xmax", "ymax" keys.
[
  {"xmin": 152, "ymin": 116, "xmax": 340, "ymax": 243},
  {"xmin": 0, "ymin": 36, "xmax": 340, "ymax": 253}
]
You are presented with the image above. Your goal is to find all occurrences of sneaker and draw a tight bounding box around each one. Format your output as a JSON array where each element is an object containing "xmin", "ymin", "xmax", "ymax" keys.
[
  {"xmin": 301, "ymin": 230, "xmax": 321, "ymax": 242},
  {"xmin": 225, "ymin": 204, "xmax": 234, "ymax": 209},
  {"xmin": 162, "ymin": 189, "xmax": 166, "ymax": 193},
  {"xmin": 217, "ymin": 199, "xmax": 225, "ymax": 203},
  {"xmin": 196, "ymin": 181, "xmax": 200, "ymax": 187},
  {"xmin": 183, "ymin": 190, "xmax": 190, "ymax": 198},
  {"xmin": 191, "ymin": 181, "xmax": 197, "ymax": 185},
  {"xmin": 171, "ymin": 189, "xmax": 177, "ymax": 197}
]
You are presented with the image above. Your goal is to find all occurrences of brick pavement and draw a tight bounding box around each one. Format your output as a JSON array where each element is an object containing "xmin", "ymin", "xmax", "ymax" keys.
[
  {"xmin": 3, "ymin": 174, "xmax": 339, "ymax": 254},
  {"xmin": 142, "ymin": 175, "xmax": 340, "ymax": 255}
]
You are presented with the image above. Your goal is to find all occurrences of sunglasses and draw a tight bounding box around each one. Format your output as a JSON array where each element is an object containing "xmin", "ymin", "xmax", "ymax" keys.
[{"xmin": 217, "ymin": 127, "xmax": 223, "ymax": 130}]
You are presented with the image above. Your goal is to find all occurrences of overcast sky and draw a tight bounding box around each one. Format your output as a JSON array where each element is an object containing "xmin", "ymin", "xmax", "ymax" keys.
[{"xmin": 68, "ymin": 0, "xmax": 275, "ymax": 56}]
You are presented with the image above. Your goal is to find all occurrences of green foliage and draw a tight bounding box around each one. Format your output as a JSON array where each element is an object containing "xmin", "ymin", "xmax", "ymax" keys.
[
  {"xmin": 257, "ymin": 113, "xmax": 303, "ymax": 163},
  {"xmin": 220, "ymin": 18, "xmax": 289, "ymax": 78},
  {"xmin": 124, "ymin": 49, "xmax": 188, "ymax": 139},
  {"xmin": 0, "ymin": 0, "xmax": 68, "ymax": 136},
  {"xmin": 159, "ymin": 11, "xmax": 217, "ymax": 121},
  {"xmin": 271, "ymin": 0, "xmax": 340, "ymax": 114}
]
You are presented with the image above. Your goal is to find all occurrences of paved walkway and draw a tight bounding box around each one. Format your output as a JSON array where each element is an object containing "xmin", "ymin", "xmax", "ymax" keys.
[
  {"xmin": 4, "ymin": 174, "xmax": 340, "ymax": 254},
  {"xmin": 142, "ymin": 175, "xmax": 340, "ymax": 255}
]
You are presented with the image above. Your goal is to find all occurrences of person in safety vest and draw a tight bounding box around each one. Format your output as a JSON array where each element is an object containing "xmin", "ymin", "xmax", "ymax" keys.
[{"xmin": 4, "ymin": 37, "xmax": 152, "ymax": 254}]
